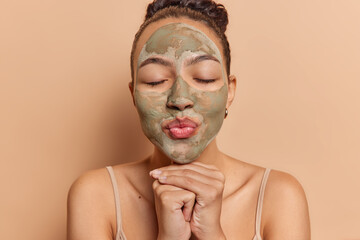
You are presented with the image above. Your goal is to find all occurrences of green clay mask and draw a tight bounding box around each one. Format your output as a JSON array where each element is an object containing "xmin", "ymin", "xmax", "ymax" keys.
[{"xmin": 134, "ymin": 23, "xmax": 228, "ymax": 164}]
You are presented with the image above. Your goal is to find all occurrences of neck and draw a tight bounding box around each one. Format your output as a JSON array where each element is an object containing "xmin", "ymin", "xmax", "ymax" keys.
[{"xmin": 147, "ymin": 139, "xmax": 225, "ymax": 172}]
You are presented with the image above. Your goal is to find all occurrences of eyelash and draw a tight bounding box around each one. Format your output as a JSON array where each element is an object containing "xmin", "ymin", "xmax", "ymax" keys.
[
  {"xmin": 194, "ymin": 78, "xmax": 216, "ymax": 84},
  {"xmin": 145, "ymin": 78, "xmax": 216, "ymax": 86},
  {"xmin": 146, "ymin": 80, "xmax": 167, "ymax": 86}
]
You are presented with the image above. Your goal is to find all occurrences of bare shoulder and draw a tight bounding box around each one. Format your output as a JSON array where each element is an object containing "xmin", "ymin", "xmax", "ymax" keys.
[
  {"xmin": 67, "ymin": 168, "xmax": 115, "ymax": 240},
  {"xmin": 266, "ymin": 170, "xmax": 308, "ymax": 203},
  {"xmin": 68, "ymin": 168, "xmax": 112, "ymax": 196},
  {"xmin": 262, "ymin": 170, "xmax": 311, "ymax": 239}
]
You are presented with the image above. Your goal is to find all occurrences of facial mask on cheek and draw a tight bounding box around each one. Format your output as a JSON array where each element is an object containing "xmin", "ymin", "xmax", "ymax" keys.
[{"xmin": 134, "ymin": 23, "xmax": 228, "ymax": 163}]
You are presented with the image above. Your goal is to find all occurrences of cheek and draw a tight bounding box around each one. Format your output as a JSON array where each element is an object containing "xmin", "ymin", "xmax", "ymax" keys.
[
  {"xmin": 134, "ymin": 92, "xmax": 170, "ymax": 143},
  {"xmin": 134, "ymin": 92, "xmax": 168, "ymax": 119},
  {"xmin": 191, "ymin": 85, "xmax": 228, "ymax": 118}
]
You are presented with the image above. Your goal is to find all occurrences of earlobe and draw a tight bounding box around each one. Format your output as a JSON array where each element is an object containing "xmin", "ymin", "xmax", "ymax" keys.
[
  {"xmin": 128, "ymin": 82, "xmax": 136, "ymax": 106},
  {"xmin": 226, "ymin": 75, "xmax": 237, "ymax": 108}
]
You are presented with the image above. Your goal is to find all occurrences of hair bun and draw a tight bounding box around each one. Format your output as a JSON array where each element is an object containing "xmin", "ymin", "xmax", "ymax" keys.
[{"xmin": 145, "ymin": 0, "xmax": 229, "ymax": 33}]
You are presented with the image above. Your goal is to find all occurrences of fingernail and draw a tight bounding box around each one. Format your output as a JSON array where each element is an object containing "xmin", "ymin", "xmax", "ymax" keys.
[
  {"xmin": 150, "ymin": 169, "xmax": 162, "ymax": 177},
  {"xmin": 158, "ymin": 175, "xmax": 167, "ymax": 182}
]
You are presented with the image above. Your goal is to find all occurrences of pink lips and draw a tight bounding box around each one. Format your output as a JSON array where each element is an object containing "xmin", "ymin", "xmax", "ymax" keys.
[{"xmin": 163, "ymin": 117, "xmax": 199, "ymax": 139}]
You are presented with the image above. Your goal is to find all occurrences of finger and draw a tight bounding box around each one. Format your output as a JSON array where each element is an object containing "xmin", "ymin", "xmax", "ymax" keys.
[
  {"xmin": 191, "ymin": 161, "xmax": 219, "ymax": 170},
  {"xmin": 150, "ymin": 163, "xmax": 224, "ymax": 182},
  {"xmin": 182, "ymin": 191, "xmax": 195, "ymax": 222},
  {"xmin": 157, "ymin": 189, "xmax": 195, "ymax": 213},
  {"xmin": 158, "ymin": 175, "xmax": 223, "ymax": 203},
  {"xmin": 153, "ymin": 169, "xmax": 219, "ymax": 186},
  {"xmin": 163, "ymin": 162, "xmax": 219, "ymax": 172},
  {"xmin": 152, "ymin": 180, "xmax": 184, "ymax": 195}
]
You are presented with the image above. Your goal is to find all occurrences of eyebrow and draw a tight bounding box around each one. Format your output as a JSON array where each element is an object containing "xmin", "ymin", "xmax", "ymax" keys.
[
  {"xmin": 185, "ymin": 55, "xmax": 220, "ymax": 67},
  {"xmin": 139, "ymin": 57, "xmax": 173, "ymax": 69}
]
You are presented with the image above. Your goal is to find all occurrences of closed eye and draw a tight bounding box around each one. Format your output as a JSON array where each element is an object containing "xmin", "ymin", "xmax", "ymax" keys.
[
  {"xmin": 146, "ymin": 79, "xmax": 167, "ymax": 86},
  {"xmin": 194, "ymin": 78, "xmax": 216, "ymax": 84}
]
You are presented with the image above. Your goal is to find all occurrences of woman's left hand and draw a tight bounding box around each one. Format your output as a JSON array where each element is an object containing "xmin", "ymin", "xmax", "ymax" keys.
[{"xmin": 150, "ymin": 162, "xmax": 226, "ymax": 240}]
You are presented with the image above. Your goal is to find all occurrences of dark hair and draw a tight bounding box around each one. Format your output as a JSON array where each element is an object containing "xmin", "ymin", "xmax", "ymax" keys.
[{"xmin": 130, "ymin": 0, "xmax": 231, "ymax": 84}]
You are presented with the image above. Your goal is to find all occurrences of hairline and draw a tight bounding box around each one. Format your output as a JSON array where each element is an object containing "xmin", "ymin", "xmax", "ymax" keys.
[
  {"xmin": 130, "ymin": 7, "xmax": 231, "ymax": 87},
  {"xmin": 134, "ymin": 20, "xmax": 226, "ymax": 75}
]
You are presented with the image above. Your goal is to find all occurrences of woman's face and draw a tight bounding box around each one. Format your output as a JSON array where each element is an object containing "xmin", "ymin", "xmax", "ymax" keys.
[{"xmin": 132, "ymin": 18, "xmax": 230, "ymax": 164}]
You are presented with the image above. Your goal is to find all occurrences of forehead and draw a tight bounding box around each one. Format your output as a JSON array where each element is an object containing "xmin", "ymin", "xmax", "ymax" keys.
[
  {"xmin": 142, "ymin": 23, "xmax": 218, "ymax": 62},
  {"xmin": 133, "ymin": 17, "xmax": 225, "ymax": 67}
]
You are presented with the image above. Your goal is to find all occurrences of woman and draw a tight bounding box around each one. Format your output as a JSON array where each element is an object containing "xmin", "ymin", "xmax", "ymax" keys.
[{"xmin": 67, "ymin": 0, "xmax": 311, "ymax": 239}]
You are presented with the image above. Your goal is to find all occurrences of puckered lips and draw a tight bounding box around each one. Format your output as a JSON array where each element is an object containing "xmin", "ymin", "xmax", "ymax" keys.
[{"xmin": 162, "ymin": 117, "xmax": 200, "ymax": 139}]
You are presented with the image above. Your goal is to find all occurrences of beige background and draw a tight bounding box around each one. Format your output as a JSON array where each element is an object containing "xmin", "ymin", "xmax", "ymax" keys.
[{"xmin": 1, "ymin": 0, "xmax": 359, "ymax": 239}]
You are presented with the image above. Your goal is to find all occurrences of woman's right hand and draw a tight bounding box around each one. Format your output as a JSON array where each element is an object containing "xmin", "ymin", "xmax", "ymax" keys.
[{"xmin": 152, "ymin": 180, "xmax": 196, "ymax": 240}]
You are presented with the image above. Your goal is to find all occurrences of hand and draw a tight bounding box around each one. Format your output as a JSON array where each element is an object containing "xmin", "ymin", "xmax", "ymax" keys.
[
  {"xmin": 152, "ymin": 180, "xmax": 195, "ymax": 240},
  {"xmin": 150, "ymin": 162, "xmax": 226, "ymax": 240}
]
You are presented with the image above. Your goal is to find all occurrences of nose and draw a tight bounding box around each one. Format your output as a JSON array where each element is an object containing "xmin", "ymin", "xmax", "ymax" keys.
[
  {"xmin": 167, "ymin": 97, "xmax": 194, "ymax": 111},
  {"xmin": 166, "ymin": 77, "xmax": 194, "ymax": 111}
]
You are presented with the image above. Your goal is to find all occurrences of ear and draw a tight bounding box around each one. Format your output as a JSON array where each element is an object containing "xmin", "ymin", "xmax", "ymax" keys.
[
  {"xmin": 129, "ymin": 82, "xmax": 136, "ymax": 106},
  {"xmin": 226, "ymin": 75, "xmax": 237, "ymax": 109}
]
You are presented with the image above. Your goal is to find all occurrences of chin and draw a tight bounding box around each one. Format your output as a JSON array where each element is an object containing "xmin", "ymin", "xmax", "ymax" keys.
[
  {"xmin": 161, "ymin": 141, "xmax": 203, "ymax": 164},
  {"xmin": 166, "ymin": 149, "xmax": 202, "ymax": 164},
  {"xmin": 150, "ymin": 134, "xmax": 213, "ymax": 164},
  {"xmin": 171, "ymin": 156, "xmax": 197, "ymax": 164}
]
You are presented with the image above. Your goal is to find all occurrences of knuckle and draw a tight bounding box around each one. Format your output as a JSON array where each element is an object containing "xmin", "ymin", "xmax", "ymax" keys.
[
  {"xmin": 212, "ymin": 170, "xmax": 224, "ymax": 181},
  {"xmin": 213, "ymin": 180, "xmax": 223, "ymax": 189},
  {"xmin": 152, "ymin": 180, "xmax": 159, "ymax": 190},
  {"xmin": 153, "ymin": 181, "xmax": 165, "ymax": 196},
  {"xmin": 183, "ymin": 177, "xmax": 194, "ymax": 185},
  {"xmin": 207, "ymin": 164, "xmax": 218, "ymax": 170},
  {"xmin": 215, "ymin": 181, "xmax": 225, "ymax": 192},
  {"xmin": 182, "ymin": 169, "xmax": 194, "ymax": 177},
  {"xmin": 159, "ymin": 191, "xmax": 172, "ymax": 205},
  {"xmin": 218, "ymin": 172, "xmax": 225, "ymax": 182},
  {"xmin": 207, "ymin": 187, "xmax": 220, "ymax": 200}
]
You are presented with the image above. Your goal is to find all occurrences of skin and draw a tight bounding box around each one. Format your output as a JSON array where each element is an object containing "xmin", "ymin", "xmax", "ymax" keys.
[
  {"xmin": 134, "ymin": 22, "xmax": 228, "ymax": 163},
  {"xmin": 67, "ymin": 17, "xmax": 311, "ymax": 240}
]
